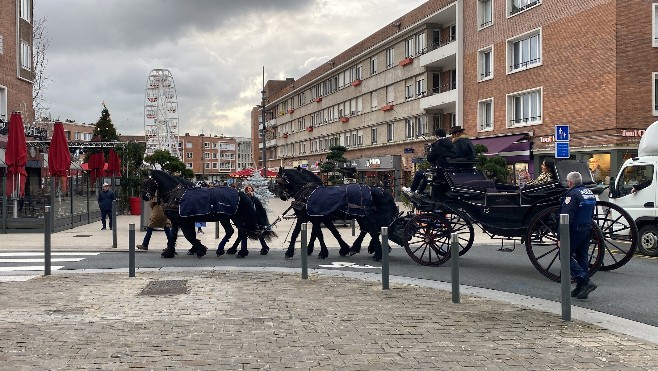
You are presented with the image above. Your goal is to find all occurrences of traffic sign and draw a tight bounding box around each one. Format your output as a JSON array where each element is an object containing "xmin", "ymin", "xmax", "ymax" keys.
[
  {"xmin": 555, "ymin": 125, "xmax": 570, "ymax": 141},
  {"xmin": 555, "ymin": 142, "xmax": 570, "ymax": 158}
]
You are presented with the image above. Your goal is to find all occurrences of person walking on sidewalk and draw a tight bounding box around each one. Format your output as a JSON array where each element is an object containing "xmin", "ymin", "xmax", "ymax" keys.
[
  {"xmin": 137, "ymin": 198, "xmax": 173, "ymax": 251},
  {"xmin": 560, "ymin": 171, "xmax": 598, "ymax": 299},
  {"xmin": 97, "ymin": 182, "xmax": 116, "ymax": 230}
]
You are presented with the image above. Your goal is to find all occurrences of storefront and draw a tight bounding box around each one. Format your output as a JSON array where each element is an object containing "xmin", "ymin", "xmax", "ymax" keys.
[
  {"xmin": 353, "ymin": 155, "xmax": 402, "ymax": 200},
  {"xmin": 533, "ymin": 128, "xmax": 642, "ymax": 185}
]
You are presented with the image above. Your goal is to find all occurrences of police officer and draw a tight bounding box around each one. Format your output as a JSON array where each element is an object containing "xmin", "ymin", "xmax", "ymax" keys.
[{"xmin": 559, "ymin": 171, "xmax": 598, "ymax": 299}]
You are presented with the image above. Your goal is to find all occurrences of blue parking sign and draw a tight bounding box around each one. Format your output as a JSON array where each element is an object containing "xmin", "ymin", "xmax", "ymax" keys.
[
  {"xmin": 555, "ymin": 125, "xmax": 570, "ymax": 141},
  {"xmin": 555, "ymin": 142, "xmax": 570, "ymax": 158}
]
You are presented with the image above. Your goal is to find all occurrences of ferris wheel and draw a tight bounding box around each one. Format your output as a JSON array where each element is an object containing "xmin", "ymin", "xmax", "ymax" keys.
[{"xmin": 144, "ymin": 69, "xmax": 180, "ymax": 158}]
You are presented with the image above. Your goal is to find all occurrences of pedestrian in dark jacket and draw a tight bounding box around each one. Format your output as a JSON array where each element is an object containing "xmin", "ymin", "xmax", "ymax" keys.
[
  {"xmin": 404, "ymin": 128, "xmax": 456, "ymax": 196},
  {"xmin": 450, "ymin": 126, "xmax": 476, "ymax": 160},
  {"xmin": 559, "ymin": 171, "xmax": 598, "ymax": 299},
  {"xmin": 97, "ymin": 182, "xmax": 116, "ymax": 230}
]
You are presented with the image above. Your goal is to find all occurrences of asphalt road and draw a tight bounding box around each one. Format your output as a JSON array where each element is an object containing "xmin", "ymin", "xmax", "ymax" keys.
[{"xmin": 48, "ymin": 239, "xmax": 658, "ymax": 327}]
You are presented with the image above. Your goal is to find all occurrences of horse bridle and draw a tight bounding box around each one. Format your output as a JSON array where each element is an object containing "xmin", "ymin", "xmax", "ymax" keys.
[{"xmin": 143, "ymin": 176, "xmax": 183, "ymax": 202}]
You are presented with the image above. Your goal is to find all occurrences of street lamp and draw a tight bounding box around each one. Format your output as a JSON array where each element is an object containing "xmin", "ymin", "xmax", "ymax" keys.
[
  {"xmin": 200, "ymin": 132, "xmax": 205, "ymax": 180},
  {"xmin": 261, "ymin": 66, "xmax": 267, "ymax": 172}
]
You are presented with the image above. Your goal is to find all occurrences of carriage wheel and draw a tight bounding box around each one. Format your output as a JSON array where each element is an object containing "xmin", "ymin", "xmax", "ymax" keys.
[
  {"xmin": 402, "ymin": 207, "xmax": 474, "ymax": 266},
  {"xmin": 594, "ymin": 200, "xmax": 638, "ymax": 271},
  {"xmin": 525, "ymin": 206, "xmax": 605, "ymax": 282}
]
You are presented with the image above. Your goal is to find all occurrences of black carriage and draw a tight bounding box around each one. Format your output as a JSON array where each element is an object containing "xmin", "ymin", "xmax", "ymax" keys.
[{"xmin": 388, "ymin": 160, "xmax": 638, "ymax": 281}]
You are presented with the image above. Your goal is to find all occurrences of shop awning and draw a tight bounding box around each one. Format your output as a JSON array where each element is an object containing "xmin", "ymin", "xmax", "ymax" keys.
[{"xmin": 471, "ymin": 134, "xmax": 527, "ymax": 156}]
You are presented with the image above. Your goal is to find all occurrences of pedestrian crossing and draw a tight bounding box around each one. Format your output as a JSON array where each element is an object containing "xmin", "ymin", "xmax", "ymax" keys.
[{"xmin": 0, "ymin": 252, "xmax": 100, "ymax": 280}]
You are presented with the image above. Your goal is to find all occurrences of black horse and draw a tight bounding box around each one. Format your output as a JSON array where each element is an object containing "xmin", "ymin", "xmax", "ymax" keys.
[
  {"xmin": 274, "ymin": 167, "xmax": 398, "ymax": 261},
  {"xmin": 141, "ymin": 170, "xmax": 274, "ymax": 258}
]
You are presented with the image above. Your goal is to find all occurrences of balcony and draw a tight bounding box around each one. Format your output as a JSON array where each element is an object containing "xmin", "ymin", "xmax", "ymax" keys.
[
  {"xmin": 419, "ymin": 37, "xmax": 457, "ymax": 69},
  {"xmin": 419, "ymin": 88, "xmax": 457, "ymax": 111}
]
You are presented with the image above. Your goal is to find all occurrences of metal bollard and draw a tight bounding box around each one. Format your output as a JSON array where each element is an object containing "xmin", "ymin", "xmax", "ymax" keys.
[
  {"xmin": 451, "ymin": 233, "xmax": 460, "ymax": 304},
  {"xmin": 381, "ymin": 227, "xmax": 389, "ymax": 290},
  {"xmin": 351, "ymin": 219, "xmax": 356, "ymax": 236},
  {"xmin": 129, "ymin": 223, "xmax": 136, "ymax": 277},
  {"xmin": 559, "ymin": 214, "xmax": 571, "ymax": 321},
  {"xmin": 301, "ymin": 223, "xmax": 308, "ymax": 279},
  {"xmin": 215, "ymin": 221, "xmax": 220, "ymax": 239},
  {"xmin": 44, "ymin": 206, "xmax": 51, "ymax": 276},
  {"xmin": 112, "ymin": 200, "xmax": 117, "ymax": 248}
]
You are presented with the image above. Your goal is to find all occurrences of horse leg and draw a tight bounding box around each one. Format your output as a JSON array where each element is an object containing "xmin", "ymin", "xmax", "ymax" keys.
[
  {"xmin": 324, "ymin": 219, "xmax": 351, "ymax": 257},
  {"xmin": 181, "ymin": 221, "xmax": 207, "ymax": 258},
  {"xmin": 226, "ymin": 229, "xmax": 240, "ymax": 255},
  {"xmin": 236, "ymin": 230, "xmax": 249, "ymax": 258},
  {"xmin": 285, "ymin": 220, "xmax": 302, "ymax": 258},
  {"xmin": 312, "ymin": 221, "xmax": 329, "ymax": 259},
  {"xmin": 259, "ymin": 235, "xmax": 269, "ymax": 255},
  {"xmin": 216, "ymin": 218, "xmax": 233, "ymax": 256},
  {"xmin": 350, "ymin": 230, "xmax": 368, "ymax": 256},
  {"xmin": 161, "ymin": 218, "xmax": 179, "ymax": 258}
]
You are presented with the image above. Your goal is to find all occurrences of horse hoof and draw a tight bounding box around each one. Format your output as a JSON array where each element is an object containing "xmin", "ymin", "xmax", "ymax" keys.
[
  {"xmin": 260, "ymin": 248, "xmax": 269, "ymax": 255},
  {"xmin": 318, "ymin": 254, "xmax": 328, "ymax": 259},
  {"xmin": 339, "ymin": 248, "xmax": 350, "ymax": 257},
  {"xmin": 226, "ymin": 248, "xmax": 237, "ymax": 255},
  {"xmin": 197, "ymin": 250, "xmax": 206, "ymax": 258},
  {"xmin": 216, "ymin": 249, "xmax": 225, "ymax": 257},
  {"xmin": 237, "ymin": 250, "xmax": 249, "ymax": 258},
  {"xmin": 186, "ymin": 249, "xmax": 196, "ymax": 256},
  {"xmin": 285, "ymin": 251, "xmax": 294, "ymax": 259},
  {"xmin": 161, "ymin": 250, "xmax": 176, "ymax": 258},
  {"xmin": 373, "ymin": 256, "xmax": 382, "ymax": 262}
]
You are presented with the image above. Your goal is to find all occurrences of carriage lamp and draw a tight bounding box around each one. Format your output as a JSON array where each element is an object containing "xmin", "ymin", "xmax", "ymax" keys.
[{"xmin": 426, "ymin": 172, "xmax": 434, "ymax": 181}]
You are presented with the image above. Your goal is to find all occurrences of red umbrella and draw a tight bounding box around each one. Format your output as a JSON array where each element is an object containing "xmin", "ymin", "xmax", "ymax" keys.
[
  {"xmin": 48, "ymin": 122, "xmax": 71, "ymax": 176},
  {"xmin": 87, "ymin": 151, "xmax": 105, "ymax": 185},
  {"xmin": 5, "ymin": 112, "xmax": 27, "ymax": 198},
  {"xmin": 106, "ymin": 148, "xmax": 121, "ymax": 177}
]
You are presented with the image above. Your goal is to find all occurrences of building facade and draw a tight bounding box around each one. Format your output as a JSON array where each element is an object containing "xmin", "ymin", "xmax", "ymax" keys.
[
  {"xmin": 253, "ymin": 0, "xmax": 656, "ymax": 194},
  {"xmin": 0, "ymin": 0, "xmax": 34, "ymax": 125}
]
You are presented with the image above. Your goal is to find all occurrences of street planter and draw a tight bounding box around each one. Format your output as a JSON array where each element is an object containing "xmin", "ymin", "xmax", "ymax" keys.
[
  {"xmin": 306, "ymin": 126, "xmax": 313, "ymax": 132},
  {"xmin": 381, "ymin": 104, "xmax": 394, "ymax": 112},
  {"xmin": 351, "ymin": 79, "xmax": 362, "ymax": 87},
  {"xmin": 339, "ymin": 116, "xmax": 349, "ymax": 123}
]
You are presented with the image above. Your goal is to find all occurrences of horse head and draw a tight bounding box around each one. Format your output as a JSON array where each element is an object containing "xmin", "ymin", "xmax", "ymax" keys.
[
  {"xmin": 141, "ymin": 175, "xmax": 158, "ymax": 202},
  {"xmin": 275, "ymin": 167, "xmax": 323, "ymax": 200}
]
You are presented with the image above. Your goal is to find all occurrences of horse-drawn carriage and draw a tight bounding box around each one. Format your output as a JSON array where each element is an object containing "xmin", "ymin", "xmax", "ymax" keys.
[{"xmin": 387, "ymin": 159, "xmax": 638, "ymax": 281}]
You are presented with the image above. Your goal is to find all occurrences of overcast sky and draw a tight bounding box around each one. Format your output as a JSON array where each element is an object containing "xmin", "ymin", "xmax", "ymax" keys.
[{"xmin": 35, "ymin": 0, "xmax": 427, "ymax": 138}]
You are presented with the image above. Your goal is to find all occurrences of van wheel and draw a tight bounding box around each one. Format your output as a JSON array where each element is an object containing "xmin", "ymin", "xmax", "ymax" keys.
[{"xmin": 638, "ymin": 225, "xmax": 658, "ymax": 257}]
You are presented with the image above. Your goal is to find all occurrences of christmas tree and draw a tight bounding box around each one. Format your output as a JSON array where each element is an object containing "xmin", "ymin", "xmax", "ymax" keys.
[
  {"xmin": 93, "ymin": 102, "xmax": 119, "ymax": 141},
  {"xmin": 245, "ymin": 169, "xmax": 275, "ymax": 214}
]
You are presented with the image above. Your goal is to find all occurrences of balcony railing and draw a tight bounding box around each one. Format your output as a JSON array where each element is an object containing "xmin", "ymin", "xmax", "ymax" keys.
[
  {"xmin": 510, "ymin": 0, "xmax": 541, "ymax": 15},
  {"xmin": 427, "ymin": 35, "xmax": 456, "ymax": 53},
  {"xmin": 509, "ymin": 115, "xmax": 542, "ymax": 126},
  {"xmin": 510, "ymin": 58, "xmax": 541, "ymax": 71}
]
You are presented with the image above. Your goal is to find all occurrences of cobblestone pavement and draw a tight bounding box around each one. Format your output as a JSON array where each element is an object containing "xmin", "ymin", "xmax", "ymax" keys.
[{"xmin": 1, "ymin": 271, "xmax": 658, "ymax": 370}]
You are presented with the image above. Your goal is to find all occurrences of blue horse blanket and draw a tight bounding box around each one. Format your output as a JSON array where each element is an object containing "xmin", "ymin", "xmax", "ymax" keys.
[
  {"xmin": 307, "ymin": 184, "xmax": 372, "ymax": 217},
  {"xmin": 179, "ymin": 187, "xmax": 239, "ymax": 217}
]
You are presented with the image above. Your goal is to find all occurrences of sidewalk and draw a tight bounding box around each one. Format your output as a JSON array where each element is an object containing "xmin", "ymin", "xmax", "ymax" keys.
[{"xmin": 2, "ymin": 199, "xmax": 658, "ymax": 369}]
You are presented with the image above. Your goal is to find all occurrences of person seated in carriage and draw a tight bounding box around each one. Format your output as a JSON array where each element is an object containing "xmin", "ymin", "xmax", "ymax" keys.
[
  {"xmin": 450, "ymin": 126, "xmax": 476, "ymax": 161},
  {"xmin": 403, "ymin": 128, "xmax": 456, "ymax": 196},
  {"xmin": 524, "ymin": 160, "xmax": 557, "ymax": 187}
]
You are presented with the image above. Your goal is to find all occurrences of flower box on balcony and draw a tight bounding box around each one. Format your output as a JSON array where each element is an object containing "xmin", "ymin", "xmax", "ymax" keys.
[
  {"xmin": 314, "ymin": 97, "xmax": 322, "ymax": 103},
  {"xmin": 351, "ymin": 79, "xmax": 362, "ymax": 87},
  {"xmin": 282, "ymin": 133, "xmax": 289, "ymax": 139},
  {"xmin": 339, "ymin": 116, "xmax": 349, "ymax": 123},
  {"xmin": 399, "ymin": 57, "xmax": 413, "ymax": 67},
  {"xmin": 306, "ymin": 126, "xmax": 313, "ymax": 132},
  {"xmin": 288, "ymin": 109, "xmax": 294, "ymax": 114},
  {"xmin": 381, "ymin": 104, "xmax": 394, "ymax": 112}
]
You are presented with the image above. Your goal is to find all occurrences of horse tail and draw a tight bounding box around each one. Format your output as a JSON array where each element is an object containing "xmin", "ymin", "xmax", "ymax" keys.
[{"xmin": 260, "ymin": 229, "xmax": 277, "ymax": 242}]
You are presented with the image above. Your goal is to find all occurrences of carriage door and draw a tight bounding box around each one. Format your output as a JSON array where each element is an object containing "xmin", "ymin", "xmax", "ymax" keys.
[{"xmin": 611, "ymin": 163, "xmax": 656, "ymax": 223}]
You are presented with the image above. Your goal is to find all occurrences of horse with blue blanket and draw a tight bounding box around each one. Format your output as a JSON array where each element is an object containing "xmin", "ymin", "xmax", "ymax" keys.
[
  {"xmin": 274, "ymin": 167, "xmax": 398, "ymax": 261},
  {"xmin": 141, "ymin": 170, "xmax": 275, "ymax": 258}
]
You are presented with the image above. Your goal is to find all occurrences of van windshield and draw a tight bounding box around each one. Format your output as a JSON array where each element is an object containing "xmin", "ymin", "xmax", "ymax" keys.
[{"xmin": 616, "ymin": 164, "xmax": 654, "ymax": 196}]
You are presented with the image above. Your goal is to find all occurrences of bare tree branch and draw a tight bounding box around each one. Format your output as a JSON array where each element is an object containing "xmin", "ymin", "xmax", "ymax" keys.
[{"xmin": 32, "ymin": 16, "xmax": 51, "ymax": 120}]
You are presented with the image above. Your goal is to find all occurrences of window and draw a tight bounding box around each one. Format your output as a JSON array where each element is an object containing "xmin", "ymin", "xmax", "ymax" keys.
[
  {"xmin": 415, "ymin": 32, "xmax": 426, "ymax": 55},
  {"xmin": 405, "ymin": 36, "xmax": 415, "ymax": 58},
  {"xmin": 387, "ymin": 122, "xmax": 395, "ymax": 142},
  {"xmin": 0, "ymin": 35, "xmax": 3, "ymax": 55},
  {"xmin": 416, "ymin": 78, "xmax": 426, "ymax": 96},
  {"xmin": 386, "ymin": 84, "xmax": 395, "ymax": 104},
  {"xmin": 370, "ymin": 56, "xmax": 378, "ymax": 75},
  {"xmin": 479, "ymin": 0, "xmax": 493, "ymax": 28},
  {"xmin": 509, "ymin": 0, "xmax": 541, "ymax": 16},
  {"xmin": 371, "ymin": 91, "xmax": 378, "ymax": 111},
  {"xmin": 212, "ymin": 162, "xmax": 218, "ymax": 169},
  {"xmin": 478, "ymin": 98, "xmax": 494, "ymax": 131},
  {"xmin": 205, "ymin": 163, "xmax": 210, "ymax": 169},
  {"xmin": 405, "ymin": 80, "xmax": 414, "ymax": 100},
  {"xmin": 20, "ymin": 42, "xmax": 31, "ymax": 70},
  {"xmin": 405, "ymin": 119, "xmax": 414, "ymax": 138},
  {"xmin": 653, "ymin": 73, "xmax": 658, "ymax": 115},
  {"xmin": 212, "ymin": 153, "xmax": 218, "ymax": 159},
  {"xmin": 20, "ymin": 0, "xmax": 31, "ymax": 22},
  {"xmin": 371, "ymin": 127, "xmax": 378, "ymax": 144},
  {"xmin": 478, "ymin": 46, "xmax": 493, "ymax": 81},
  {"xmin": 204, "ymin": 142, "xmax": 209, "ymax": 149},
  {"xmin": 654, "ymin": 4, "xmax": 658, "ymax": 47},
  {"xmin": 616, "ymin": 164, "xmax": 654, "ymax": 197},
  {"xmin": 415, "ymin": 116, "xmax": 428, "ymax": 137},
  {"xmin": 204, "ymin": 152, "xmax": 210, "ymax": 159},
  {"xmin": 508, "ymin": 30, "xmax": 541, "ymax": 73},
  {"xmin": 186, "ymin": 152, "xmax": 193, "ymax": 159},
  {"xmin": 74, "ymin": 132, "xmax": 81, "ymax": 140},
  {"xmin": 507, "ymin": 88, "xmax": 542, "ymax": 127},
  {"xmin": 386, "ymin": 47, "xmax": 395, "ymax": 68}
]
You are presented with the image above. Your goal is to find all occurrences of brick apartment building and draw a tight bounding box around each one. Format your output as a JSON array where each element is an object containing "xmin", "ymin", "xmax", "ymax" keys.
[
  {"xmin": 252, "ymin": 0, "xmax": 656, "ymax": 194},
  {"xmin": 0, "ymin": 0, "xmax": 34, "ymax": 125}
]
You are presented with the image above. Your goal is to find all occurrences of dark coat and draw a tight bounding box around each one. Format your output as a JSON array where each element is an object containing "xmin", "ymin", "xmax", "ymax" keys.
[
  {"xmin": 559, "ymin": 184, "xmax": 596, "ymax": 227},
  {"xmin": 426, "ymin": 137, "xmax": 456, "ymax": 167},
  {"xmin": 97, "ymin": 189, "xmax": 116, "ymax": 211},
  {"xmin": 453, "ymin": 137, "xmax": 476, "ymax": 160}
]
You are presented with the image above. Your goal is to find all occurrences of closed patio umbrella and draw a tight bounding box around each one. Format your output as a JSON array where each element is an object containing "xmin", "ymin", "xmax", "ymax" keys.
[
  {"xmin": 5, "ymin": 112, "xmax": 27, "ymax": 199},
  {"xmin": 87, "ymin": 151, "xmax": 105, "ymax": 186},
  {"xmin": 48, "ymin": 121, "xmax": 71, "ymax": 196},
  {"xmin": 106, "ymin": 148, "xmax": 121, "ymax": 177}
]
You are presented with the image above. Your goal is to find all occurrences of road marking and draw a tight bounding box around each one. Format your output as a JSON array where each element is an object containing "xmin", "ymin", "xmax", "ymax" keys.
[
  {"xmin": 318, "ymin": 262, "xmax": 381, "ymax": 269},
  {"xmin": 0, "ymin": 266, "xmax": 65, "ymax": 272},
  {"xmin": 0, "ymin": 258, "xmax": 86, "ymax": 263},
  {"xmin": 0, "ymin": 252, "xmax": 100, "ymax": 257}
]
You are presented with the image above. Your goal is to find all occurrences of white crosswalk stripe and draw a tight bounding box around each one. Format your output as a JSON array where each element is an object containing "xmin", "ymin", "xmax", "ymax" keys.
[{"xmin": 0, "ymin": 252, "xmax": 100, "ymax": 278}]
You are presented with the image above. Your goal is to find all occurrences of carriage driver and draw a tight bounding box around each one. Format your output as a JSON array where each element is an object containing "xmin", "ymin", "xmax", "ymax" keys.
[
  {"xmin": 403, "ymin": 128, "xmax": 456, "ymax": 196},
  {"xmin": 559, "ymin": 171, "xmax": 598, "ymax": 300}
]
